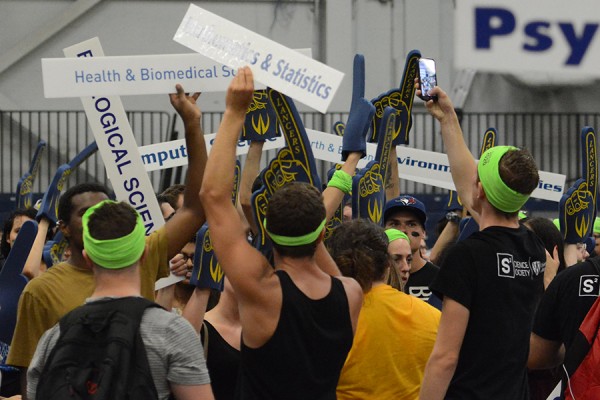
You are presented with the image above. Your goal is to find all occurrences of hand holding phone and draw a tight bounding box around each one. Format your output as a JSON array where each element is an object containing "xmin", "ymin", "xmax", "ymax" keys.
[{"xmin": 418, "ymin": 58, "xmax": 437, "ymax": 101}]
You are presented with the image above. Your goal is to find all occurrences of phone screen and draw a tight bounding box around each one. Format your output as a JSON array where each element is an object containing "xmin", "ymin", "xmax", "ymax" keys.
[{"xmin": 419, "ymin": 58, "xmax": 437, "ymax": 99}]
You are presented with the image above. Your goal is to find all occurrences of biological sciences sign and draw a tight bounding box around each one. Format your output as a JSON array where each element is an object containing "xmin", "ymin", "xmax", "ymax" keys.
[{"xmin": 455, "ymin": 0, "xmax": 600, "ymax": 74}]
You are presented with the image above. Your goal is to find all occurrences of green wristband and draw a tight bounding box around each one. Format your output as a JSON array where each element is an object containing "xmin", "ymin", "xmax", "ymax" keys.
[{"xmin": 327, "ymin": 170, "xmax": 353, "ymax": 194}]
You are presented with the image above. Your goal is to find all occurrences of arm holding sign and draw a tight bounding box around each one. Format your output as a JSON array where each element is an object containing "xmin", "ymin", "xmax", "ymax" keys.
[
  {"xmin": 419, "ymin": 83, "xmax": 481, "ymax": 222},
  {"xmin": 165, "ymin": 85, "xmax": 208, "ymax": 259}
]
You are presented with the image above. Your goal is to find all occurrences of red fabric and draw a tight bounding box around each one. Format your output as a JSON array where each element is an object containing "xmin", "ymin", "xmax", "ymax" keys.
[{"xmin": 565, "ymin": 296, "xmax": 600, "ymax": 400}]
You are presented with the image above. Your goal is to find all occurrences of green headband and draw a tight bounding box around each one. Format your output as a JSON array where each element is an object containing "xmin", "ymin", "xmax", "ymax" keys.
[
  {"xmin": 594, "ymin": 218, "xmax": 600, "ymax": 234},
  {"xmin": 477, "ymin": 146, "xmax": 530, "ymax": 213},
  {"xmin": 553, "ymin": 218, "xmax": 560, "ymax": 230},
  {"xmin": 385, "ymin": 228, "xmax": 410, "ymax": 244},
  {"xmin": 264, "ymin": 218, "xmax": 326, "ymax": 246},
  {"xmin": 82, "ymin": 200, "xmax": 146, "ymax": 269}
]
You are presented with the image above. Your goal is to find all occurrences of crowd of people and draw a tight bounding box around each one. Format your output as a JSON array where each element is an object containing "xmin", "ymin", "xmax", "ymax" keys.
[{"xmin": 0, "ymin": 63, "xmax": 599, "ymax": 400}]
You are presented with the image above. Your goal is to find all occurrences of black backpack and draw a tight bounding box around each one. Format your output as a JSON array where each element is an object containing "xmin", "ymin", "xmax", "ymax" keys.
[{"xmin": 36, "ymin": 297, "xmax": 161, "ymax": 400}]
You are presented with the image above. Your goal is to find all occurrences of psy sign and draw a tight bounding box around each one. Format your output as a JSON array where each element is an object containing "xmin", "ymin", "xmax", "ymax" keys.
[{"xmin": 455, "ymin": 0, "xmax": 600, "ymax": 74}]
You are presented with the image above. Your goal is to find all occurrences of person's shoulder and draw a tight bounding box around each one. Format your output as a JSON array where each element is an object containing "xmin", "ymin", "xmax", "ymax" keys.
[
  {"xmin": 553, "ymin": 258, "xmax": 598, "ymax": 286},
  {"xmin": 424, "ymin": 261, "xmax": 440, "ymax": 271},
  {"xmin": 22, "ymin": 262, "xmax": 70, "ymax": 294},
  {"xmin": 141, "ymin": 304, "xmax": 191, "ymax": 330},
  {"xmin": 335, "ymin": 276, "xmax": 363, "ymax": 301},
  {"xmin": 145, "ymin": 225, "xmax": 167, "ymax": 245}
]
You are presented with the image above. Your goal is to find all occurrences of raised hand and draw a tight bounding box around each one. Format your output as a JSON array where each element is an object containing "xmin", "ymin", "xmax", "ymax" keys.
[{"xmin": 169, "ymin": 84, "xmax": 201, "ymax": 125}]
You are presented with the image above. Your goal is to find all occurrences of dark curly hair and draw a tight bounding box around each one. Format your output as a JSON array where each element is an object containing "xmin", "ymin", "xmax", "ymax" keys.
[
  {"xmin": 326, "ymin": 219, "xmax": 390, "ymax": 292},
  {"xmin": 58, "ymin": 183, "xmax": 110, "ymax": 225},
  {"xmin": 2, "ymin": 208, "xmax": 39, "ymax": 258}
]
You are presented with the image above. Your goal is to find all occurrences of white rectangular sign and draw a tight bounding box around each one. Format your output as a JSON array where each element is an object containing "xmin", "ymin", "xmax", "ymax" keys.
[
  {"xmin": 63, "ymin": 38, "xmax": 178, "ymax": 290},
  {"xmin": 42, "ymin": 53, "xmax": 238, "ymax": 97},
  {"xmin": 455, "ymin": 0, "xmax": 600, "ymax": 75},
  {"xmin": 42, "ymin": 49, "xmax": 313, "ymax": 98},
  {"xmin": 174, "ymin": 4, "xmax": 343, "ymax": 113},
  {"xmin": 139, "ymin": 129, "xmax": 566, "ymax": 202}
]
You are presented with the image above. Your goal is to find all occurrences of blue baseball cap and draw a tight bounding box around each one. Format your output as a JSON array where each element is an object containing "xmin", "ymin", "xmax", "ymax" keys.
[{"xmin": 383, "ymin": 195, "xmax": 427, "ymax": 227}]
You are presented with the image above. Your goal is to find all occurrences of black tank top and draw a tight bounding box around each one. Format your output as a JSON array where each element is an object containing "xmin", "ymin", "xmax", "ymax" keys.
[
  {"xmin": 235, "ymin": 270, "xmax": 353, "ymax": 400},
  {"xmin": 201, "ymin": 320, "xmax": 240, "ymax": 400}
]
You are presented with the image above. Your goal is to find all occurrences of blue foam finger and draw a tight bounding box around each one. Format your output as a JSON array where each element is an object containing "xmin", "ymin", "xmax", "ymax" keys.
[
  {"xmin": 16, "ymin": 140, "xmax": 47, "ymax": 209},
  {"xmin": 0, "ymin": 220, "xmax": 37, "ymax": 344},
  {"xmin": 370, "ymin": 50, "xmax": 421, "ymax": 145},
  {"xmin": 480, "ymin": 128, "xmax": 497, "ymax": 157},
  {"xmin": 342, "ymin": 54, "xmax": 375, "ymax": 161},
  {"xmin": 36, "ymin": 142, "xmax": 98, "ymax": 225},
  {"xmin": 373, "ymin": 107, "xmax": 396, "ymax": 192},
  {"xmin": 67, "ymin": 141, "xmax": 98, "ymax": 169},
  {"xmin": 580, "ymin": 127, "xmax": 597, "ymax": 227},
  {"xmin": 36, "ymin": 164, "xmax": 71, "ymax": 225}
]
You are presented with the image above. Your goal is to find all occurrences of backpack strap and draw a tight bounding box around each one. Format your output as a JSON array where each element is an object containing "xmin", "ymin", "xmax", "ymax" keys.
[
  {"xmin": 59, "ymin": 297, "xmax": 160, "ymax": 333},
  {"xmin": 200, "ymin": 321, "xmax": 209, "ymax": 360}
]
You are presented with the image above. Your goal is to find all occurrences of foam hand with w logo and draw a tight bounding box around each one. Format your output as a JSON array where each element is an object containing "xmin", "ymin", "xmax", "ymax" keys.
[
  {"xmin": 190, "ymin": 223, "xmax": 224, "ymax": 291},
  {"xmin": 240, "ymin": 89, "xmax": 280, "ymax": 141},
  {"xmin": 369, "ymin": 50, "xmax": 420, "ymax": 145},
  {"xmin": 190, "ymin": 161, "xmax": 241, "ymax": 290},
  {"xmin": 352, "ymin": 107, "xmax": 396, "ymax": 224},
  {"xmin": 560, "ymin": 127, "xmax": 597, "ymax": 244}
]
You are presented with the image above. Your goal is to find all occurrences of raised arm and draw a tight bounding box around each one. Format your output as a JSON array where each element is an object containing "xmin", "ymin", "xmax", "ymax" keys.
[
  {"xmin": 322, "ymin": 152, "xmax": 361, "ymax": 220},
  {"xmin": 419, "ymin": 83, "xmax": 480, "ymax": 222},
  {"xmin": 199, "ymin": 67, "xmax": 272, "ymax": 304},
  {"xmin": 22, "ymin": 217, "xmax": 50, "ymax": 279},
  {"xmin": 164, "ymin": 86, "xmax": 208, "ymax": 258}
]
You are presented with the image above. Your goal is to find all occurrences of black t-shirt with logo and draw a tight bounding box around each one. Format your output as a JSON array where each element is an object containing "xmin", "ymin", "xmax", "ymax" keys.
[
  {"xmin": 405, "ymin": 261, "xmax": 439, "ymax": 302},
  {"xmin": 431, "ymin": 225, "xmax": 546, "ymax": 400},
  {"xmin": 533, "ymin": 258, "xmax": 600, "ymax": 349}
]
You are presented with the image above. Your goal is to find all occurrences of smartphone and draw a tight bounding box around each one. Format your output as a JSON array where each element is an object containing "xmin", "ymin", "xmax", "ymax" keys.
[{"xmin": 418, "ymin": 58, "xmax": 437, "ymax": 101}]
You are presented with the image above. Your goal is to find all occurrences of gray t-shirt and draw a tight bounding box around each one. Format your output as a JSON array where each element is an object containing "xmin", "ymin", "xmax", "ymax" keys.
[{"xmin": 27, "ymin": 299, "xmax": 210, "ymax": 399}]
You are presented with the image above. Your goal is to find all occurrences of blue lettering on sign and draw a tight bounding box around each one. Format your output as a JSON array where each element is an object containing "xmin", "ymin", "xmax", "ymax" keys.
[{"xmin": 475, "ymin": 7, "xmax": 599, "ymax": 65}]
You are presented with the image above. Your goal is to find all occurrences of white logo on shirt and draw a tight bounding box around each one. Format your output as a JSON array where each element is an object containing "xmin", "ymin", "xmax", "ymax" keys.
[
  {"xmin": 497, "ymin": 253, "xmax": 540, "ymax": 278},
  {"xmin": 579, "ymin": 275, "xmax": 600, "ymax": 297}
]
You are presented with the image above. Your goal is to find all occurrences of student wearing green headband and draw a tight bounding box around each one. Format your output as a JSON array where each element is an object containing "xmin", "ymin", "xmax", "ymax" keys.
[
  {"xmin": 385, "ymin": 228, "xmax": 412, "ymax": 291},
  {"xmin": 418, "ymin": 83, "xmax": 546, "ymax": 400},
  {"xmin": 199, "ymin": 67, "xmax": 362, "ymax": 400},
  {"xmin": 27, "ymin": 200, "xmax": 213, "ymax": 399},
  {"xmin": 8, "ymin": 84, "xmax": 211, "ymax": 392}
]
